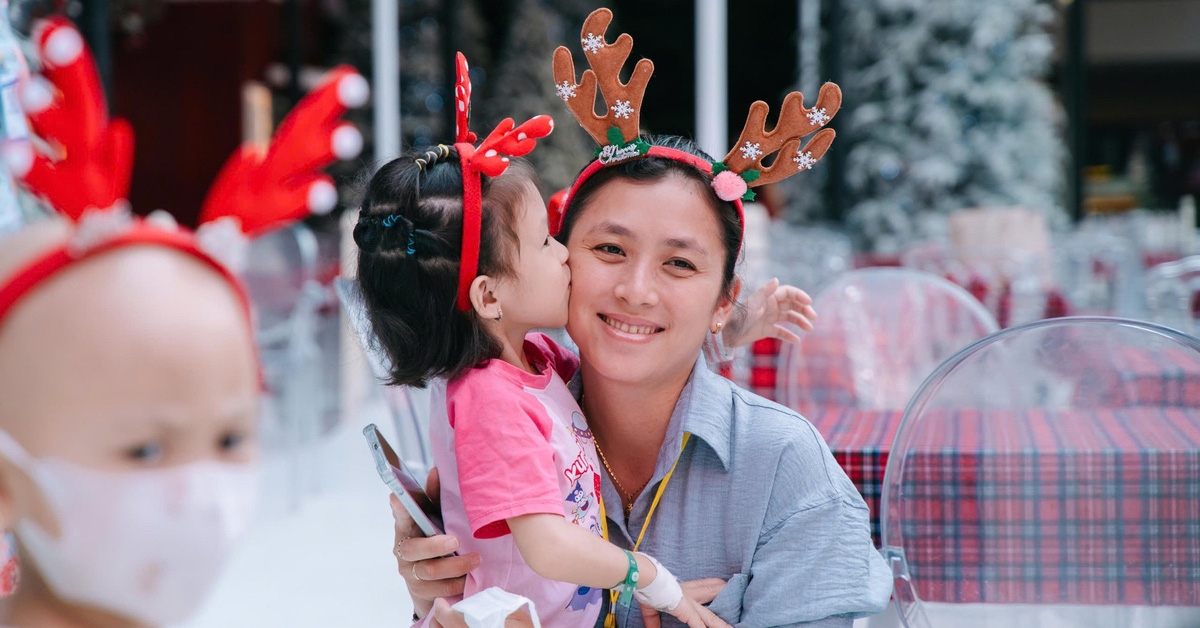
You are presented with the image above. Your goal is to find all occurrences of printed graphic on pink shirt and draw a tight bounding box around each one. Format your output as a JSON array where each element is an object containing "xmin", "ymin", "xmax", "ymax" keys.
[{"xmin": 429, "ymin": 334, "xmax": 604, "ymax": 628}]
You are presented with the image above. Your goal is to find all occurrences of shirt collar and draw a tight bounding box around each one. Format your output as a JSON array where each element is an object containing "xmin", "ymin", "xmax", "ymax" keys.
[
  {"xmin": 568, "ymin": 351, "xmax": 733, "ymax": 472},
  {"xmin": 664, "ymin": 352, "xmax": 732, "ymax": 471}
]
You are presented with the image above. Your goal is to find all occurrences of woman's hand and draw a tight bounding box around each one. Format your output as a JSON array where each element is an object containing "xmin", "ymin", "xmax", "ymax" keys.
[
  {"xmin": 724, "ymin": 278, "xmax": 817, "ymax": 348},
  {"xmin": 391, "ymin": 468, "xmax": 481, "ymax": 618},
  {"xmin": 656, "ymin": 578, "xmax": 732, "ymax": 628}
]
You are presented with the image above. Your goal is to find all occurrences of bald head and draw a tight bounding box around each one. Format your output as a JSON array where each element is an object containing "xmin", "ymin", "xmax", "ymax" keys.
[{"xmin": 0, "ymin": 220, "xmax": 259, "ymax": 469}]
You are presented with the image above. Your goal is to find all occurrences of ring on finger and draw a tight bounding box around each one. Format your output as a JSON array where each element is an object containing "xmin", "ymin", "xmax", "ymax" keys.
[
  {"xmin": 396, "ymin": 536, "xmax": 412, "ymax": 561},
  {"xmin": 412, "ymin": 562, "xmax": 424, "ymax": 582}
]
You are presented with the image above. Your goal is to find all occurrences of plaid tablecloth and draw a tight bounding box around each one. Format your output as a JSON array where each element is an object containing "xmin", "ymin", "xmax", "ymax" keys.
[
  {"xmin": 808, "ymin": 406, "xmax": 1200, "ymax": 606},
  {"xmin": 750, "ymin": 337, "xmax": 1200, "ymax": 410}
]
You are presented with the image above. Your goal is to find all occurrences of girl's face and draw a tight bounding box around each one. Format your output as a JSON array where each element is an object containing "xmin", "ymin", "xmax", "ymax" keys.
[
  {"xmin": 564, "ymin": 175, "xmax": 736, "ymax": 388},
  {"xmin": 496, "ymin": 184, "xmax": 572, "ymax": 329}
]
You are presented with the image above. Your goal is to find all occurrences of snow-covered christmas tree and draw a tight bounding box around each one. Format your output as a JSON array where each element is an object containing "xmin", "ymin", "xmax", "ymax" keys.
[{"xmin": 839, "ymin": 0, "xmax": 1066, "ymax": 253}]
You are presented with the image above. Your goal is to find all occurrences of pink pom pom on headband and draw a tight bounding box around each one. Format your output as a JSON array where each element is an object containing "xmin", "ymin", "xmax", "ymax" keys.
[{"xmin": 550, "ymin": 7, "xmax": 842, "ymax": 249}]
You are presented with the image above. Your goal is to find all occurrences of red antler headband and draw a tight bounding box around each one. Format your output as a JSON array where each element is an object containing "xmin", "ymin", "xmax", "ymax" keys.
[
  {"xmin": 551, "ymin": 8, "xmax": 842, "ymax": 252},
  {"xmin": 451, "ymin": 52, "xmax": 553, "ymax": 312}
]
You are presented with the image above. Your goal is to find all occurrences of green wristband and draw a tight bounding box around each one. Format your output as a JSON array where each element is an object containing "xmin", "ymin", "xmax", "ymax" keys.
[{"xmin": 616, "ymin": 550, "xmax": 639, "ymax": 607}]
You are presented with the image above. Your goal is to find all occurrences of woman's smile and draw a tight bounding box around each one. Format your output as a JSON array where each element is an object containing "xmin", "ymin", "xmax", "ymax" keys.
[{"xmin": 598, "ymin": 313, "xmax": 665, "ymax": 339}]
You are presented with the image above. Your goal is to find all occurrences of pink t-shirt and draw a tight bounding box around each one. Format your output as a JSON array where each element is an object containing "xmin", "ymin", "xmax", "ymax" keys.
[{"xmin": 425, "ymin": 333, "xmax": 604, "ymax": 627}]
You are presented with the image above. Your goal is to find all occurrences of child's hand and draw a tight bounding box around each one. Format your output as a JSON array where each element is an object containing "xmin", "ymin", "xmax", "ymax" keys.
[
  {"xmin": 635, "ymin": 556, "xmax": 732, "ymax": 628},
  {"xmin": 392, "ymin": 468, "xmax": 481, "ymax": 619},
  {"xmin": 428, "ymin": 597, "xmax": 534, "ymax": 628},
  {"xmin": 725, "ymin": 277, "xmax": 817, "ymax": 347}
]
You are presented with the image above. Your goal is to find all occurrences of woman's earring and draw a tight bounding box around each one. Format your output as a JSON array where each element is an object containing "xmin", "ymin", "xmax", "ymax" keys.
[
  {"xmin": 496, "ymin": 308, "xmax": 503, "ymax": 322},
  {"xmin": 0, "ymin": 532, "xmax": 19, "ymax": 597},
  {"xmin": 714, "ymin": 321, "xmax": 724, "ymax": 333}
]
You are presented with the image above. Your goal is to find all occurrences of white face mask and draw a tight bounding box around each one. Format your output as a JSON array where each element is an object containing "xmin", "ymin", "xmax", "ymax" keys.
[{"xmin": 0, "ymin": 429, "xmax": 259, "ymax": 626}]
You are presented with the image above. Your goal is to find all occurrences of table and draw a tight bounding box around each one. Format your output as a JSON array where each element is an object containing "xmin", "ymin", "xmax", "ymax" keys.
[
  {"xmin": 808, "ymin": 406, "xmax": 1200, "ymax": 607},
  {"xmin": 749, "ymin": 338, "xmax": 1200, "ymax": 410}
]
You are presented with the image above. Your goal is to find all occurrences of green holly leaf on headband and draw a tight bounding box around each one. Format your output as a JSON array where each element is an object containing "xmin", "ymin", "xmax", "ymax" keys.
[
  {"xmin": 740, "ymin": 169, "xmax": 761, "ymax": 183},
  {"xmin": 633, "ymin": 138, "xmax": 651, "ymax": 154},
  {"xmin": 606, "ymin": 126, "xmax": 625, "ymax": 146},
  {"xmin": 741, "ymin": 190, "xmax": 756, "ymax": 202},
  {"xmin": 711, "ymin": 162, "xmax": 729, "ymax": 175}
]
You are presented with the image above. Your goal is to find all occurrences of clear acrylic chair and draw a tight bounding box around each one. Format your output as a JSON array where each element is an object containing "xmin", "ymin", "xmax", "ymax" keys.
[
  {"xmin": 769, "ymin": 224, "xmax": 853, "ymax": 295},
  {"xmin": 1144, "ymin": 255, "xmax": 1200, "ymax": 337},
  {"xmin": 1054, "ymin": 228, "xmax": 1140, "ymax": 316},
  {"xmin": 334, "ymin": 277, "xmax": 433, "ymax": 473},
  {"xmin": 881, "ymin": 317, "xmax": 1200, "ymax": 628},
  {"xmin": 901, "ymin": 241, "xmax": 1051, "ymax": 328},
  {"xmin": 244, "ymin": 223, "xmax": 336, "ymax": 501},
  {"xmin": 776, "ymin": 268, "xmax": 998, "ymax": 415}
]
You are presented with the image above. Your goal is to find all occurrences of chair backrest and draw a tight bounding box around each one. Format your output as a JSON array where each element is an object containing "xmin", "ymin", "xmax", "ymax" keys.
[
  {"xmin": 881, "ymin": 317, "xmax": 1200, "ymax": 627},
  {"xmin": 901, "ymin": 241, "xmax": 1051, "ymax": 328},
  {"xmin": 1054, "ymin": 228, "xmax": 1140, "ymax": 316},
  {"xmin": 769, "ymin": 224, "xmax": 853, "ymax": 296},
  {"xmin": 776, "ymin": 268, "xmax": 998, "ymax": 415},
  {"xmin": 1144, "ymin": 255, "xmax": 1200, "ymax": 337}
]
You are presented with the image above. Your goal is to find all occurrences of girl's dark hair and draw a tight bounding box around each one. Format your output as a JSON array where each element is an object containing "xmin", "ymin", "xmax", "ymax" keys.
[
  {"xmin": 557, "ymin": 135, "xmax": 742, "ymax": 301},
  {"xmin": 353, "ymin": 147, "xmax": 539, "ymax": 387}
]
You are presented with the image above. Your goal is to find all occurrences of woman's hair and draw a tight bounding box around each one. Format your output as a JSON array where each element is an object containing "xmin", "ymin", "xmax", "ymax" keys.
[
  {"xmin": 558, "ymin": 135, "xmax": 742, "ymax": 301},
  {"xmin": 353, "ymin": 147, "xmax": 539, "ymax": 388}
]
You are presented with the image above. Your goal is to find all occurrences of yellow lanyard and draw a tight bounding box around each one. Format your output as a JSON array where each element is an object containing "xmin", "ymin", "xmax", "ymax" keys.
[{"xmin": 598, "ymin": 433, "xmax": 690, "ymax": 628}]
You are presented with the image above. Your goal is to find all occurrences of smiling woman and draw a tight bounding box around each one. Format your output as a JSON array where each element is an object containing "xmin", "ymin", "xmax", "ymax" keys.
[{"xmin": 396, "ymin": 134, "xmax": 893, "ymax": 628}]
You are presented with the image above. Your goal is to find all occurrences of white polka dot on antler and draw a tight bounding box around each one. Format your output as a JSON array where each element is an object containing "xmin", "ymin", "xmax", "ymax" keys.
[
  {"xmin": 517, "ymin": 132, "xmax": 527, "ymax": 141},
  {"xmin": 2, "ymin": 142, "xmax": 32, "ymax": 177},
  {"xmin": 337, "ymin": 73, "xmax": 370, "ymax": 108},
  {"xmin": 19, "ymin": 77, "xmax": 54, "ymax": 114},
  {"xmin": 331, "ymin": 125, "xmax": 363, "ymax": 160},
  {"xmin": 485, "ymin": 149, "xmax": 498, "ymax": 157},
  {"xmin": 43, "ymin": 27, "xmax": 84, "ymax": 68},
  {"xmin": 307, "ymin": 180, "xmax": 338, "ymax": 215}
]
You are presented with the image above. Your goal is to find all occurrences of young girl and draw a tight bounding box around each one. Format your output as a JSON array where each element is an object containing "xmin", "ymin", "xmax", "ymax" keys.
[{"xmin": 352, "ymin": 55, "xmax": 726, "ymax": 628}]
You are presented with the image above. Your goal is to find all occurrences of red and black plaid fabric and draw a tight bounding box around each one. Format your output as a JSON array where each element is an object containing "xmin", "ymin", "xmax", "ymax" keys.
[{"xmin": 808, "ymin": 406, "xmax": 1200, "ymax": 606}]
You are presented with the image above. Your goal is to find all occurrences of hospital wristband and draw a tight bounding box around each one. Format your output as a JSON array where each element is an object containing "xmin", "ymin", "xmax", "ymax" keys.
[{"xmin": 615, "ymin": 549, "xmax": 639, "ymax": 607}]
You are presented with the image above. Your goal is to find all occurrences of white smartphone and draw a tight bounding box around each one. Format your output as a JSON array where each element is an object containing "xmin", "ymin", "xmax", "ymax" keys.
[{"xmin": 363, "ymin": 423, "xmax": 446, "ymax": 538}]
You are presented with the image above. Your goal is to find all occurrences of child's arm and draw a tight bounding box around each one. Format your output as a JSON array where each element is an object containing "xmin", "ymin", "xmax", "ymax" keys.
[
  {"xmin": 507, "ymin": 513, "xmax": 657, "ymax": 588},
  {"xmin": 507, "ymin": 514, "xmax": 731, "ymax": 628}
]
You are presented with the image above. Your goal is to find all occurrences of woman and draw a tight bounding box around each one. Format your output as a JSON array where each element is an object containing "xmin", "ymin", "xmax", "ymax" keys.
[{"xmin": 391, "ymin": 136, "xmax": 892, "ymax": 628}]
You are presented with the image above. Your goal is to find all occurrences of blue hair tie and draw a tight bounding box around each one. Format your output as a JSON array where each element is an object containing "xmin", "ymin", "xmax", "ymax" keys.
[
  {"xmin": 407, "ymin": 232, "xmax": 416, "ymax": 255},
  {"xmin": 382, "ymin": 214, "xmax": 397, "ymax": 228}
]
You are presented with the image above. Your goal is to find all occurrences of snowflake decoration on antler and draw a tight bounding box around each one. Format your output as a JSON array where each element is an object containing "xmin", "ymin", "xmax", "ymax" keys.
[
  {"xmin": 556, "ymin": 80, "xmax": 577, "ymax": 102},
  {"xmin": 611, "ymin": 100, "xmax": 634, "ymax": 119},
  {"xmin": 806, "ymin": 107, "xmax": 830, "ymax": 126},
  {"xmin": 739, "ymin": 141, "xmax": 763, "ymax": 160},
  {"xmin": 793, "ymin": 150, "xmax": 817, "ymax": 171},
  {"xmin": 582, "ymin": 33, "xmax": 605, "ymax": 54}
]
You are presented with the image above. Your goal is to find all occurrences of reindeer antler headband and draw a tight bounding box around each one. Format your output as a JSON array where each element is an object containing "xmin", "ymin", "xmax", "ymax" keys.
[
  {"xmin": 552, "ymin": 8, "xmax": 842, "ymax": 249},
  {"xmin": 450, "ymin": 52, "xmax": 554, "ymax": 312},
  {"xmin": 0, "ymin": 17, "xmax": 366, "ymax": 333}
]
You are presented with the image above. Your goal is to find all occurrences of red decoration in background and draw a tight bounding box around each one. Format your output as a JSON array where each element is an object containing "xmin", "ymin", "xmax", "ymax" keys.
[
  {"xmin": 547, "ymin": 189, "xmax": 568, "ymax": 236},
  {"xmin": 199, "ymin": 65, "xmax": 368, "ymax": 237},
  {"xmin": 9, "ymin": 17, "xmax": 134, "ymax": 218}
]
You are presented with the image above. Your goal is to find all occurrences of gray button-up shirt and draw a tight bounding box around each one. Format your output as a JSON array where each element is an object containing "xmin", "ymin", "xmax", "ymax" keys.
[{"xmin": 571, "ymin": 354, "xmax": 893, "ymax": 628}]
